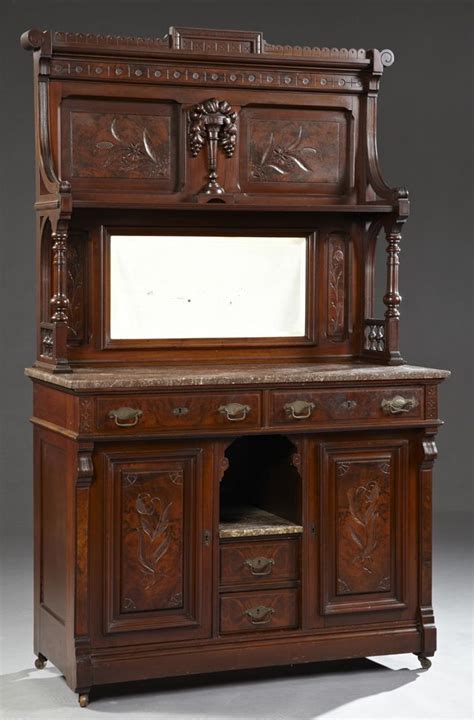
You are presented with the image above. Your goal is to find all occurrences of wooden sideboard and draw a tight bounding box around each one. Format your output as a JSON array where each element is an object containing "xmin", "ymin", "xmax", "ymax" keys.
[{"xmin": 21, "ymin": 26, "xmax": 449, "ymax": 707}]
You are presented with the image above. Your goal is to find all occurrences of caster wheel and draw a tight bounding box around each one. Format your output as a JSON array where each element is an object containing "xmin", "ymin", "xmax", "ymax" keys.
[
  {"xmin": 418, "ymin": 654, "xmax": 432, "ymax": 670},
  {"xmin": 35, "ymin": 654, "xmax": 47, "ymax": 670},
  {"xmin": 78, "ymin": 693, "xmax": 90, "ymax": 708}
]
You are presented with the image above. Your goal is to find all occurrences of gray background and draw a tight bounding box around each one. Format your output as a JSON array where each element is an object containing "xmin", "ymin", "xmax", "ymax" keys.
[
  {"xmin": 1, "ymin": 0, "xmax": 472, "ymax": 542},
  {"xmin": 0, "ymin": 2, "xmax": 472, "ymax": 718}
]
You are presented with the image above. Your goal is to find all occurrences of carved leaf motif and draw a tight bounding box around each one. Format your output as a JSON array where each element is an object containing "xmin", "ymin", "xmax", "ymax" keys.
[
  {"xmin": 94, "ymin": 116, "xmax": 169, "ymax": 178},
  {"xmin": 135, "ymin": 492, "xmax": 172, "ymax": 590},
  {"xmin": 251, "ymin": 124, "xmax": 318, "ymax": 180},
  {"xmin": 142, "ymin": 128, "xmax": 157, "ymax": 163},
  {"xmin": 110, "ymin": 118, "xmax": 121, "ymax": 142}
]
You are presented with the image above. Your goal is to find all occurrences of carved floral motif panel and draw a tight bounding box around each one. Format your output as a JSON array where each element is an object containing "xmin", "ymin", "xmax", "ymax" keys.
[
  {"xmin": 241, "ymin": 109, "xmax": 348, "ymax": 192},
  {"xmin": 119, "ymin": 465, "xmax": 184, "ymax": 614},
  {"xmin": 327, "ymin": 233, "xmax": 348, "ymax": 339},
  {"xmin": 336, "ymin": 459, "xmax": 391, "ymax": 595},
  {"xmin": 319, "ymin": 439, "xmax": 408, "ymax": 619},
  {"xmin": 64, "ymin": 102, "xmax": 175, "ymax": 184}
]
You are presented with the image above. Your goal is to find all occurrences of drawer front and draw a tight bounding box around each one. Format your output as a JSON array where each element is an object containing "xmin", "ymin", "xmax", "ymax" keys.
[
  {"xmin": 269, "ymin": 386, "xmax": 424, "ymax": 427},
  {"xmin": 220, "ymin": 539, "xmax": 299, "ymax": 587},
  {"xmin": 220, "ymin": 589, "xmax": 298, "ymax": 634},
  {"xmin": 96, "ymin": 391, "xmax": 261, "ymax": 433}
]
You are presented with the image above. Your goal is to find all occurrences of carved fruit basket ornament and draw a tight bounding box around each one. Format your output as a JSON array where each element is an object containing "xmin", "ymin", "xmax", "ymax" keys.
[{"xmin": 188, "ymin": 98, "xmax": 237, "ymax": 195}]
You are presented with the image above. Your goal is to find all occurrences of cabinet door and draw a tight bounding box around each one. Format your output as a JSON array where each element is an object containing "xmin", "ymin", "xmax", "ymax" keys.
[
  {"xmin": 311, "ymin": 436, "xmax": 412, "ymax": 627},
  {"xmin": 99, "ymin": 441, "xmax": 212, "ymax": 641}
]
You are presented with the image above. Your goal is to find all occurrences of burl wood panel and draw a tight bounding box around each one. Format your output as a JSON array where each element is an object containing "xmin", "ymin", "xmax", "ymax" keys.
[
  {"xmin": 96, "ymin": 391, "xmax": 262, "ymax": 433},
  {"xmin": 241, "ymin": 108, "xmax": 349, "ymax": 193},
  {"xmin": 40, "ymin": 437, "xmax": 67, "ymax": 623},
  {"xmin": 269, "ymin": 386, "xmax": 424, "ymax": 427},
  {"xmin": 220, "ymin": 588, "xmax": 298, "ymax": 633},
  {"xmin": 220, "ymin": 538, "xmax": 299, "ymax": 586},
  {"xmin": 335, "ymin": 458, "xmax": 392, "ymax": 595}
]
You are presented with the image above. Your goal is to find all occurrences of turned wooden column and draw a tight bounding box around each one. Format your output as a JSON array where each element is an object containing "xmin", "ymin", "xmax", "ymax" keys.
[
  {"xmin": 47, "ymin": 225, "xmax": 71, "ymax": 372},
  {"xmin": 383, "ymin": 221, "xmax": 404, "ymax": 364}
]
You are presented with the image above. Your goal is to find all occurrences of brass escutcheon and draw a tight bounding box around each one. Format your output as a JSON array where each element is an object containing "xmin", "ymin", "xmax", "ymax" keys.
[
  {"xmin": 244, "ymin": 556, "xmax": 275, "ymax": 576},
  {"xmin": 245, "ymin": 605, "xmax": 275, "ymax": 625}
]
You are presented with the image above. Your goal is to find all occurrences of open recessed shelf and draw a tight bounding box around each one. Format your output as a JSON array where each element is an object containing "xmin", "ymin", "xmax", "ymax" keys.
[{"xmin": 219, "ymin": 435, "xmax": 302, "ymax": 539}]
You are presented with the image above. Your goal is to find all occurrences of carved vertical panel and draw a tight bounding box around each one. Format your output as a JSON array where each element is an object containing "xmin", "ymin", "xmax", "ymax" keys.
[
  {"xmin": 103, "ymin": 446, "xmax": 212, "ymax": 639},
  {"xmin": 120, "ymin": 466, "xmax": 184, "ymax": 613},
  {"xmin": 66, "ymin": 232, "xmax": 88, "ymax": 345},
  {"xmin": 327, "ymin": 233, "xmax": 347, "ymax": 339},
  {"xmin": 320, "ymin": 440, "xmax": 408, "ymax": 616},
  {"xmin": 336, "ymin": 459, "xmax": 391, "ymax": 594}
]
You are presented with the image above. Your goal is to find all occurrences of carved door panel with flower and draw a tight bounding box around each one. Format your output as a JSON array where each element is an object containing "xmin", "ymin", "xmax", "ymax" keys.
[
  {"xmin": 312, "ymin": 437, "xmax": 411, "ymax": 626},
  {"xmin": 99, "ymin": 441, "xmax": 212, "ymax": 642}
]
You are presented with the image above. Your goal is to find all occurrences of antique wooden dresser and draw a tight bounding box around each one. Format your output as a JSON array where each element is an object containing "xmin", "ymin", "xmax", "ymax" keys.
[{"xmin": 22, "ymin": 26, "xmax": 449, "ymax": 707}]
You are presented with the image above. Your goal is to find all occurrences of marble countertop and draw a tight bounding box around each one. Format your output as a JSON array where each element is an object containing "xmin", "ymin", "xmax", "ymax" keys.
[
  {"xmin": 25, "ymin": 363, "xmax": 450, "ymax": 391},
  {"xmin": 219, "ymin": 505, "xmax": 303, "ymax": 538}
]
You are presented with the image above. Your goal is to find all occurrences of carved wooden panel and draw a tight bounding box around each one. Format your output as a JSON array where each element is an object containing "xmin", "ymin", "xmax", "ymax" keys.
[
  {"xmin": 102, "ymin": 445, "xmax": 211, "ymax": 638},
  {"xmin": 61, "ymin": 100, "xmax": 176, "ymax": 189},
  {"xmin": 327, "ymin": 233, "xmax": 348, "ymax": 339},
  {"xmin": 336, "ymin": 458, "xmax": 391, "ymax": 594},
  {"xmin": 66, "ymin": 231, "xmax": 87, "ymax": 345},
  {"xmin": 241, "ymin": 108, "xmax": 349, "ymax": 194},
  {"xmin": 319, "ymin": 439, "xmax": 408, "ymax": 616},
  {"xmin": 120, "ymin": 466, "xmax": 184, "ymax": 613}
]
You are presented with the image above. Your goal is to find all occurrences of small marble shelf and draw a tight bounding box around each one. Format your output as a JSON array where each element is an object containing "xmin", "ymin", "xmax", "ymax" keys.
[{"xmin": 219, "ymin": 505, "xmax": 303, "ymax": 539}]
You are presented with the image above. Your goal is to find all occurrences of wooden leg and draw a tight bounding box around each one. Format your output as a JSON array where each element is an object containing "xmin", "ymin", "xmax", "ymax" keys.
[
  {"xmin": 78, "ymin": 692, "xmax": 90, "ymax": 708},
  {"xmin": 34, "ymin": 653, "xmax": 47, "ymax": 669},
  {"xmin": 417, "ymin": 653, "xmax": 432, "ymax": 670}
]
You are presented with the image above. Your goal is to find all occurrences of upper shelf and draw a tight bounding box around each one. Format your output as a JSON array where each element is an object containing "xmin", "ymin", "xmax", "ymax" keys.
[{"xmin": 22, "ymin": 25, "xmax": 407, "ymax": 217}]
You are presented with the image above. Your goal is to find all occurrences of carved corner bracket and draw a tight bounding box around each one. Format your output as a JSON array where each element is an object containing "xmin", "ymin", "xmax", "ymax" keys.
[{"xmin": 188, "ymin": 98, "xmax": 237, "ymax": 196}]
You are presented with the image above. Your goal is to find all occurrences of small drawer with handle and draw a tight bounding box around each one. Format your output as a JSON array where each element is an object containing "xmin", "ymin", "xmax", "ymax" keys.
[
  {"xmin": 220, "ymin": 588, "xmax": 298, "ymax": 634},
  {"xmin": 268, "ymin": 386, "xmax": 424, "ymax": 427},
  {"xmin": 96, "ymin": 391, "xmax": 262, "ymax": 433},
  {"xmin": 220, "ymin": 538, "xmax": 299, "ymax": 588}
]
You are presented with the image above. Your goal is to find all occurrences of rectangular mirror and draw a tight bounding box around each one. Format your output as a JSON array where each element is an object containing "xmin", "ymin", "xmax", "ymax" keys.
[{"xmin": 109, "ymin": 234, "xmax": 307, "ymax": 340}]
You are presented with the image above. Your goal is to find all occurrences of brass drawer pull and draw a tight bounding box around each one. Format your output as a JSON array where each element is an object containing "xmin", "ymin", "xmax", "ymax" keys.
[
  {"xmin": 381, "ymin": 395, "xmax": 418, "ymax": 415},
  {"xmin": 284, "ymin": 400, "xmax": 316, "ymax": 420},
  {"xmin": 244, "ymin": 556, "xmax": 275, "ymax": 576},
  {"xmin": 108, "ymin": 406, "xmax": 143, "ymax": 427},
  {"xmin": 245, "ymin": 605, "xmax": 275, "ymax": 625},
  {"xmin": 218, "ymin": 403, "xmax": 251, "ymax": 422}
]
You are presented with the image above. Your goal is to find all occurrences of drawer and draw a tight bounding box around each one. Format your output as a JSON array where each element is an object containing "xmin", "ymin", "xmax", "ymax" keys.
[
  {"xmin": 268, "ymin": 386, "xmax": 424, "ymax": 427},
  {"xmin": 96, "ymin": 391, "xmax": 261, "ymax": 433},
  {"xmin": 220, "ymin": 588, "xmax": 298, "ymax": 634},
  {"xmin": 220, "ymin": 538, "xmax": 299, "ymax": 588}
]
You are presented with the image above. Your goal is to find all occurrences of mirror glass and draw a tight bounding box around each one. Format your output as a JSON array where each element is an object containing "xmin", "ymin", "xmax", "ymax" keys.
[{"xmin": 110, "ymin": 234, "xmax": 307, "ymax": 340}]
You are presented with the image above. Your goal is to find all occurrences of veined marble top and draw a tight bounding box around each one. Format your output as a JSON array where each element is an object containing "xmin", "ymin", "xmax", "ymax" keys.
[
  {"xmin": 219, "ymin": 505, "xmax": 303, "ymax": 538},
  {"xmin": 25, "ymin": 363, "xmax": 450, "ymax": 391}
]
